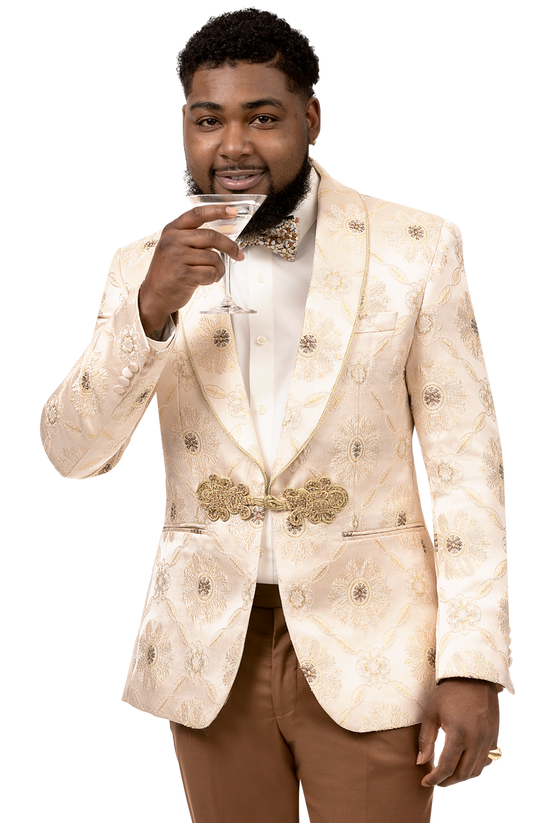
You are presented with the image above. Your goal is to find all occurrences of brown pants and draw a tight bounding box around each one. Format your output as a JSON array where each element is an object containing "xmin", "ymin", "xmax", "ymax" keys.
[{"xmin": 170, "ymin": 584, "xmax": 434, "ymax": 823}]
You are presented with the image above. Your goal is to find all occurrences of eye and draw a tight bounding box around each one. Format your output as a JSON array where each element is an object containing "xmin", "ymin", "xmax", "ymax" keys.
[
  {"xmin": 197, "ymin": 117, "xmax": 220, "ymax": 128},
  {"xmin": 252, "ymin": 115, "xmax": 277, "ymax": 125}
]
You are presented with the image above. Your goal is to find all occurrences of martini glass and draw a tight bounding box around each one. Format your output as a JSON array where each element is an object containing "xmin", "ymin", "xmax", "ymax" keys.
[{"xmin": 188, "ymin": 193, "xmax": 266, "ymax": 314}]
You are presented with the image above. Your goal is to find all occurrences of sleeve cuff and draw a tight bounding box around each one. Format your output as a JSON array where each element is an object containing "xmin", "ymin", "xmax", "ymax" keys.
[{"xmin": 147, "ymin": 313, "xmax": 177, "ymax": 349}]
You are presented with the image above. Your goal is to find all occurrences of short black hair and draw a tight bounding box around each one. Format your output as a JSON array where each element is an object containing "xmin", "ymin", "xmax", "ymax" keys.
[{"xmin": 177, "ymin": 8, "xmax": 319, "ymax": 99}]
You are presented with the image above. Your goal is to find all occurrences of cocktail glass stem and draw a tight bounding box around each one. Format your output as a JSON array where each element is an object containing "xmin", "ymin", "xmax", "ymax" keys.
[{"xmin": 223, "ymin": 253, "xmax": 233, "ymax": 309}]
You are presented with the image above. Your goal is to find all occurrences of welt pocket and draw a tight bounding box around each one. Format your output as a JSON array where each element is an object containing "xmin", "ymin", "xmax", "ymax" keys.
[
  {"xmin": 342, "ymin": 523, "xmax": 426, "ymax": 539},
  {"xmin": 163, "ymin": 523, "xmax": 207, "ymax": 535},
  {"xmin": 354, "ymin": 311, "xmax": 398, "ymax": 333}
]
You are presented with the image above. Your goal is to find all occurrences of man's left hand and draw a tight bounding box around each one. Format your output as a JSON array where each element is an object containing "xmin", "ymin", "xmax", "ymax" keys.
[{"xmin": 417, "ymin": 678, "xmax": 500, "ymax": 787}]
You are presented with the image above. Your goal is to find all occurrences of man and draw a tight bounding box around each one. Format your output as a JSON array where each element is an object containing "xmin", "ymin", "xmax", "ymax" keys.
[{"xmin": 41, "ymin": 9, "xmax": 512, "ymax": 823}]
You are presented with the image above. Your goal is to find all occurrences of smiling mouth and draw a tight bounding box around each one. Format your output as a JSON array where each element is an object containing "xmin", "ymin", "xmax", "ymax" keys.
[{"xmin": 214, "ymin": 170, "xmax": 266, "ymax": 191}]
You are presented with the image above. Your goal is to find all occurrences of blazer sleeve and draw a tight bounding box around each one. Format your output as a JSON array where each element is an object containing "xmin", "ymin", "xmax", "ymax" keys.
[
  {"xmin": 405, "ymin": 220, "xmax": 513, "ymax": 693},
  {"xmin": 40, "ymin": 243, "xmax": 174, "ymax": 479}
]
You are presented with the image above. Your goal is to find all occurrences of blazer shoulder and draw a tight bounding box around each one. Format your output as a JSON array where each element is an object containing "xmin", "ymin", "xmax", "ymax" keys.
[
  {"xmin": 105, "ymin": 229, "xmax": 163, "ymax": 294},
  {"xmin": 359, "ymin": 189, "xmax": 465, "ymax": 238},
  {"xmin": 360, "ymin": 193, "xmax": 446, "ymax": 228},
  {"xmin": 118, "ymin": 226, "xmax": 163, "ymax": 260}
]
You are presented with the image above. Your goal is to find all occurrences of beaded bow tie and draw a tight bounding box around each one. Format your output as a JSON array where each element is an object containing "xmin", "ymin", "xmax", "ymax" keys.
[{"xmin": 239, "ymin": 216, "xmax": 300, "ymax": 261}]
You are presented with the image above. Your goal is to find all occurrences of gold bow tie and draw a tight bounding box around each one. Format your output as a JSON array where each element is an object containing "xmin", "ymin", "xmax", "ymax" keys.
[{"xmin": 239, "ymin": 216, "xmax": 300, "ymax": 261}]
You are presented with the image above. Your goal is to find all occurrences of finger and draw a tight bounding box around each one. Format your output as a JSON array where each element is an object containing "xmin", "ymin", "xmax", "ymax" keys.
[
  {"xmin": 173, "ymin": 204, "xmax": 242, "ymax": 230},
  {"xmin": 437, "ymin": 749, "xmax": 491, "ymax": 787},
  {"xmin": 171, "ymin": 245, "xmax": 227, "ymax": 282},
  {"xmin": 185, "ymin": 228, "xmax": 245, "ymax": 261},
  {"xmin": 417, "ymin": 712, "xmax": 439, "ymax": 766},
  {"xmin": 169, "ymin": 205, "xmax": 244, "ymax": 260},
  {"xmin": 421, "ymin": 732, "xmax": 465, "ymax": 787}
]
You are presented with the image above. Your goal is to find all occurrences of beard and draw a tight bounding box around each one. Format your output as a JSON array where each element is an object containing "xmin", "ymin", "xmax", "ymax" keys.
[{"xmin": 184, "ymin": 153, "xmax": 313, "ymax": 237}]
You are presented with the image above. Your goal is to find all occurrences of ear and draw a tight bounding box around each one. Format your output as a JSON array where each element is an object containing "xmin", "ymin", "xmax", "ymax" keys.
[
  {"xmin": 180, "ymin": 100, "xmax": 187, "ymax": 143},
  {"xmin": 306, "ymin": 97, "xmax": 321, "ymax": 144}
]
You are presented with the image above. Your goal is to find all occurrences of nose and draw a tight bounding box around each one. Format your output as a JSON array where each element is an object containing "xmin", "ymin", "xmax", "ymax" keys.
[{"xmin": 218, "ymin": 122, "xmax": 254, "ymax": 162}]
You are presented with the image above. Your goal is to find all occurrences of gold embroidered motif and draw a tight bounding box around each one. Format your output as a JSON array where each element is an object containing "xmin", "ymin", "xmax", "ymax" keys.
[{"xmin": 196, "ymin": 475, "xmax": 348, "ymax": 526}]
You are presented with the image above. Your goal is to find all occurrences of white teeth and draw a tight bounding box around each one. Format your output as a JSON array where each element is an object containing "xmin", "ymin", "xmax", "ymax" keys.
[{"xmin": 223, "ymin": 174, "xmax": 256, "ymax": 180}]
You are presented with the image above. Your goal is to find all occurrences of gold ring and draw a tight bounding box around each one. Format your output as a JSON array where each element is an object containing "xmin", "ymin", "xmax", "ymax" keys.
[{"xmin": 488, "ymin": 743, "xmax": 505, "ymax": 766}]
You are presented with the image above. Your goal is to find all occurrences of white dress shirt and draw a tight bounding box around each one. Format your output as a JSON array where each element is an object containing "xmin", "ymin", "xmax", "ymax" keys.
[
  {"xmin": 149, "ymin": 170, "xmax": 319, "ymax": 583},
  {"xmin": 230, "ymin": 169, "xmax": 319, "ymax": 583}
]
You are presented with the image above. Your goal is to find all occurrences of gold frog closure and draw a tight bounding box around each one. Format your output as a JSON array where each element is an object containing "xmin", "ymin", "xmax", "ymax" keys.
[
  {"xmin": 196, "ymin": 475, "xmax": 348, "ymax": 526},
  {"xmin": 196, "ymin": 475, "xmax": 257, "ymax": 522}
]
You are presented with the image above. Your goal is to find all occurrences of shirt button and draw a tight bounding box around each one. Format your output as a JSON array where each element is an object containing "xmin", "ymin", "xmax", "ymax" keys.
[
  {"xmin": 258, "ymin": 405, "xmax": 267, "ymax": 415},
  {"xmin": 256, "ymin": 335, "xmax": 267, "ymax": 346},
  {"xmin": 257, "ymin": 274, "xmax": 266, "ymax": 283}
]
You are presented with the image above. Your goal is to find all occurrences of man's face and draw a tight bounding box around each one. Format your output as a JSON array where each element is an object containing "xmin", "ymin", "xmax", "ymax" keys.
[{"xmin": 183, "ymin": 61, "xmax": 320, "ymax": 207}]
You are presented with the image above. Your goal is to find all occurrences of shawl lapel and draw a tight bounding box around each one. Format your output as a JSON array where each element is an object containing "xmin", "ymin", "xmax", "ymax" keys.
[
  {"xmin": 179, "ymin": 285, "xmax": 265, "ymax": 476},
  {"xmin": 179, "ymin": 162, "xmax": 369, "ymax": 489},
  {"xmin": 270, "ymin": 162, "xmax": 369, "ymax": 486}
]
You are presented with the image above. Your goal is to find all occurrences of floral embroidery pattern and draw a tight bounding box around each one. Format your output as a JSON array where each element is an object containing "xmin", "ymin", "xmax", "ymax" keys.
[
  {"xmin": 426, "ymin": 452, "xmax": 464, "ymax": 494},
  {"xmin": 405, "ymin": 565, "xmax": 433, "ymax": 608},
  {"xmin": 358, "ymin": 275, "xmax": 390, "ymax": 316},
  {"xmin": 175, "ymin": 407, "xmax": 220, "ymax": 478},
  {"xmin": 113, "ymin": 378, "xmax": 155, "ymax": 422},
  {"xmin": 173, "ymin": 698, "xmax": 209, "ymax": 729},
  {"xmin": 184, "ymin": 641, "xmax": 211, "ymax": 682},
  {"xmin": 277, "ymin": 517, "xmax": 328, "ymax": 561},
  {"xmin": 283, "ymin": 579, "xmax": 314, "ymax": 619},
  {"xmin": 294, "ymin": 310, "xmax": 343, "ymax": 382},
  {"xmin": 405, "ymin": 622, "xmax": 437, "ymax": 687},
  {"xmin": 43, "ymin": 395, "xmax": 63, "ymax": 434},
  {"xmin": 481, "ymin": 436, "xmax": 505, "ymax": 505},
  {"xmin": 72, "ymin": 351, "xmax": 108, "ymax": 417},
  {"xmin": 356, "ymin": 646, "xmax": 391, "ymax": 688},
  {"xmin": 414, "ymin": 306, "xmax": 442, "ymax": 346},
  {"xmin": 405, "ymin": 280, "xmax": 425, "ymax": 315},
  {"xmin": 379, "ymin": 485, "xmax": 415, "ymax": 529},
  {"xmin": 384, "ymin": 210, "xmax": 441, "ymax": 263},
  {"xmin": 329, "ymin": 416, "xmax": 380, "ymax": 485},
  {"xmin": 191, "ymin": 316, "xmax": 237, "ymax": 374},
  {"xmin": 137, "ymin": 620, "xmax": 173, "ymax": 690},
  {"xmin": 330, "ymin": 557, "xmax": 391, "ymax": 630},
  {"xmin": 410, "ymin": 360, "xmax": 466, "ymax": 436},
  {"xmin": 360, "ymin": 703, "xmax": 414, "ymax": 732},
  {"xmin": 295, "ymin": 636, "xmax": 342, "ymax": 704},
  {"xmin": 325, "ymin": 203, "xmax": 367, "ymax": 251},
  {"xmin": 342, "ymin": 352, "xmax": 374, "ymax": 387},
  {"xmin": 183, "ymin": 550, "xmax": 229, "ymax": 625},
  {"xmin": 153, "ymin": 559, "xmax": 172, "ymax": 603},
  {"xmin": 223, "ymin": 634, "xmax": 245, "ymax": 686},
  {"xmin": 446, "ymin": 594, "xmax": 481, "ymax": 634},
  {"xmin": 456, "ymin": 292, "xmax": 483, "ymax": 360},
  {"xmin": 172, "ymin": 349, "xmax": 196, "ymax": 392},
  {"xmin": 114, "ymin": 324, "xmax": 141, "ymax": 364},
  {"xmin": 314, "ymin": 263, "xmax": 353, "ymax": 300},
  {"xmin": 227, "ymin": 385, "xmax": 250, "ymax": 424},
  {"xmin": 497, "ymin": 592, "xmax": 511, "ymax": 647},
  {"xmin": 120, "ymin": 232, "xmax": 160, "ymax": 267},
  {"xmin": 435, "ymin": 511, "xmax": 488, "ymax": 579},
  {"xmin": 443, "ymin": 650, "xmax": 499, "ymax": 682}
]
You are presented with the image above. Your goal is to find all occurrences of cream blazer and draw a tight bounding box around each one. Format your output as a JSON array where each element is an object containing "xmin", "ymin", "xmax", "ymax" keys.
[{"xmin": 41, "ymin": 162, "xmax": 513, "ymax": 732}]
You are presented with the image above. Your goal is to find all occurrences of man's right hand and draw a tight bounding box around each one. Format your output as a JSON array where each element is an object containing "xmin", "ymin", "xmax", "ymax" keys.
[{"xmin": 138, "ymin": 205, "xmax": 245, "ymax": 337}]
